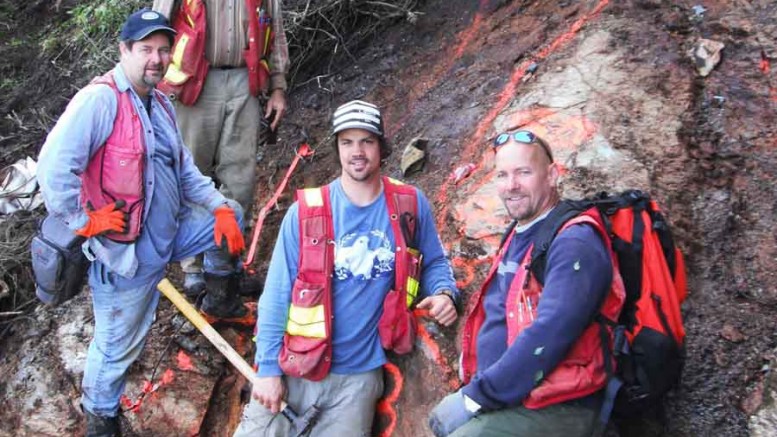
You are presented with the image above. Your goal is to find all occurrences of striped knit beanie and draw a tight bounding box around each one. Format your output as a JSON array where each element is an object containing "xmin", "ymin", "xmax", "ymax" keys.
[{"xmin": 331, "ymin": 100, "xmax": 391, "ymax": 158}]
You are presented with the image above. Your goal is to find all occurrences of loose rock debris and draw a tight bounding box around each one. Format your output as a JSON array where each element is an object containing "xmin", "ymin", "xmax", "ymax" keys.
[{"xmin": 689, "ymin": 38, "xmax": 725, "ymax": 77}]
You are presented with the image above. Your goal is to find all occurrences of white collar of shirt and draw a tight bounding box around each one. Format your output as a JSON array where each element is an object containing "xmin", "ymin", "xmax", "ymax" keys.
[{"xmin": 514, "ymin": 204, "xmax": 557, "ymax": 233}]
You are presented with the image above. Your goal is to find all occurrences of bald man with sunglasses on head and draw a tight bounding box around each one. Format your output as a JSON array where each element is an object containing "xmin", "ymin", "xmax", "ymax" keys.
[{"xmin": 428, "ymin": 131, "xmax": 624, "ymax": 436}]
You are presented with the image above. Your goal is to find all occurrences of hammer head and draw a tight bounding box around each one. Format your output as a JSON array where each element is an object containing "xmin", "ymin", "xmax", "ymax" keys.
[{"xmin": 282, "ymin": 404, "xmax": 321, "ymax": 437}]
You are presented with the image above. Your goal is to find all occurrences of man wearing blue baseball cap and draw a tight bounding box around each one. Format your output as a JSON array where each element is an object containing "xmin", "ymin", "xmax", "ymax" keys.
[
  {"xmin": 120, "ymin": 8, "xmax": 177, "ymax": 43},
  {"xmin": 37, "ymin": 8, "xmax": 248, "ymax": 436}
]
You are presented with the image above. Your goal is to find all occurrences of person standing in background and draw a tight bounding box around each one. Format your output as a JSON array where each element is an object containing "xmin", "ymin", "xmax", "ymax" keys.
[{"xmin": 153, "ymin": 0, "xmax": 289, "ymax": 309}]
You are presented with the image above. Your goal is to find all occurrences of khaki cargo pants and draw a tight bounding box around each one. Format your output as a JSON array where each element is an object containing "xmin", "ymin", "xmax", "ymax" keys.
[
  {"xmin": 233, "ymin": 368, "xmax": 384, "ymax": 437},
  {"xmin": 176, "ymin": 67, "xmax": 268, "ymax": 273}
]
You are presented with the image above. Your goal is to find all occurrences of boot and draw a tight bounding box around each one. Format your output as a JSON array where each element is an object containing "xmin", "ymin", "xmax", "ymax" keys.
[
  {"xmin": 238, "ymin": 271, "xmax": 265, "ymax": 297},
  {"xmin": 85, "ymin": 410, "xmax": 120, "ymax": 437},
  {"xmin": 183, "ymin": 272, "xmax": 206, "ymax": 298},
  {"xmin": 201, "ymin": 273, "xmax": 247, "ymax": 319}
]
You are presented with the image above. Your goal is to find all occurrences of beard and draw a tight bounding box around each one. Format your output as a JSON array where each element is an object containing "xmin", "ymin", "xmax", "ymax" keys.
[
  {"xmin": 143, "ymin": 64, "xmax": 166, "ymax": 88},
  {"xmin": 501, "ymin": 193, "xmax": 536, "ymax": 221},
  {"xmin": 342, "ymin": 156, "xmax": 378, "ymax": 182}
]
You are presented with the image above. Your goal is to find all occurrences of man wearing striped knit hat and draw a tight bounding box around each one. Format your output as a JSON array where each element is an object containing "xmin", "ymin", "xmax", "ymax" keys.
[{"xmin": 234, "ymin": 100, "xmax": 460, "ymax": 435}]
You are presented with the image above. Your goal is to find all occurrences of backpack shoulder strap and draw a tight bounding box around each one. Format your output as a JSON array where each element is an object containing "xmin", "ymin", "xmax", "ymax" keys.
[
  {"xmin": 497, "ymin": 219, "xmax": 518, "ymax": 251},
  {"xmin": 528, "ymin": 199, "xmax": 592, "ymax": 285}
]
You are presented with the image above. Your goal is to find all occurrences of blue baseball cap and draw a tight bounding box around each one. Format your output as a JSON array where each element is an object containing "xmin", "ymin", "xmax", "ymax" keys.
[{"xmin": 120, "ymin": 8, "xmax": 176, "ymax": 42}]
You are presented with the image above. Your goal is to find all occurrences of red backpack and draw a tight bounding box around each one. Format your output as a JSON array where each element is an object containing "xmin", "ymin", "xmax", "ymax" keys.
[{"xmin": 524, "ymin": 190, "xmax": 686, "ymax": 420}]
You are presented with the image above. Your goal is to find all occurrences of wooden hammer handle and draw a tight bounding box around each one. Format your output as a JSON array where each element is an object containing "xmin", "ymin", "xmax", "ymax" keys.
[{"xmin": 157, "ymin": 278, "xmax": 288, "ymax": 410}]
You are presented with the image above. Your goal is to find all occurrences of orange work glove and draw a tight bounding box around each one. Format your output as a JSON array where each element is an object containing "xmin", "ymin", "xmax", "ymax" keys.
[
  {"xmin": 213, "ymin": 205, "xmax": 245, "ymax": 256},
  {"xmin": 75, "ymin": 200, "xmax": 127, "ymax": 238}
]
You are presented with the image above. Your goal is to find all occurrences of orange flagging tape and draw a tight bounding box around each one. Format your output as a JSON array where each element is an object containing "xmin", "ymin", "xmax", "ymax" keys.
[
  {"xmin": 120, "ymin": 368, "xmax": 175, "ymax": 414},
  {"xmin": 177, "ymin": 350, "xmax": 195, "ymax": 371},
  {"xmin": 244, "ymin": 143, "xmax": 314, "ymax": 267}
]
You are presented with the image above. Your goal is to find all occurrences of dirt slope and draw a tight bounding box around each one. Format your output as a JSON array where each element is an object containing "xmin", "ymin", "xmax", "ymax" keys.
[{"xmin": 2, "ymin": 0, "xmax": 777, "ymax": 436}]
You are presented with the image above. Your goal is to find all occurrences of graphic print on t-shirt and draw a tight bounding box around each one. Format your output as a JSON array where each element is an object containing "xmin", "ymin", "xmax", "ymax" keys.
[{"xmin": 334, "ymin": 229, "xmax": 395, "ymax": 280}]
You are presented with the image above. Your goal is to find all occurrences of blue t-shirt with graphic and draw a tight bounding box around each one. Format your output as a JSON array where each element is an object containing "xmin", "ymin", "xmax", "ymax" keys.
[{"xmin": 255, "ymin": 178, "xmax": 458, "ymax": 376}]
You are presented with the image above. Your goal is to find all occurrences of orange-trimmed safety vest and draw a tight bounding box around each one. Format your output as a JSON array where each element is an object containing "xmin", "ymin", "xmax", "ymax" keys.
[
  {"xmin": 460, "ymin": 209, "xmax": 626, "ymax": 408},
  {"xmin": 279, "ymin": 177, "xmax": 422, "ymax": 380},
  {"xmin": 80, "ymin": 72, "xmax": 174, "ymax": 243},
  {"xmin": 159, "ymin": 0, "xmax": 273, "ymax": 105}
]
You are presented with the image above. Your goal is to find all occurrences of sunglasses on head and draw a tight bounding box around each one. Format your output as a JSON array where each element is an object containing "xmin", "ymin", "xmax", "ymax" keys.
[{"xmin": 492, "ymin": 130, "xmax": 554, "ymax": 163}]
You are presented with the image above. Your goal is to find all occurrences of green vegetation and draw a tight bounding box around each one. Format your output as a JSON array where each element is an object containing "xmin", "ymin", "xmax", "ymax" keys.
[
  {"xmin": 39, "ymin": 0, "xmax": 145, "ymax": 70},
  {"xmin": 0, "ymin": 0, "xmax": 145, "ymax": 312},
  {"xmin": 69, "ymin": 0, "xmax": 144, "ymax": 37}
]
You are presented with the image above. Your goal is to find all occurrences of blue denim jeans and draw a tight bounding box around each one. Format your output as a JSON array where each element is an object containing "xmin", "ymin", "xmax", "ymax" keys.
[{"xmin": 81, "ymin": 201, "xmax": 242, "ymax": 417}]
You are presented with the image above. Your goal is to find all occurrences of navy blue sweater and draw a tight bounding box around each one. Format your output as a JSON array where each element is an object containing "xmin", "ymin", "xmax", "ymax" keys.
[{"xmin": 462, "ymin": 217, "xmax": 612, "ymax": 410}]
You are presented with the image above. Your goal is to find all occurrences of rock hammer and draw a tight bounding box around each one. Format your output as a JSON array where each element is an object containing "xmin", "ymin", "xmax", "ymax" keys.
[{"xmin": 157, "ymin": 278, "xmax": 320, "ymax": 436}]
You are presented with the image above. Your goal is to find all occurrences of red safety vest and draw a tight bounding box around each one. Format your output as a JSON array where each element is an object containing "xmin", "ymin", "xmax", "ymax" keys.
[
  {"xmin": 460, "ymin": 209, "xmax": 626, "ymax": 409},
  {"xmin": 278, "ymin": 177, "xmax": 422, "ymax": 381},
  {"xmin": 159, "ymin": 0, "xmax": 273, "ymax": 105},
  {"xmin": 80, "ymin": 71, "xmax": 174, "ymax": 243}
]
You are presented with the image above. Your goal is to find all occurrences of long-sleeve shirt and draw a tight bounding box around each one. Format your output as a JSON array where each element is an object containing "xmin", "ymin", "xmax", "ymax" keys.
[
  {"xmin": 255, "ymin": 178, "xmax": 459, "ymax": 376},
  {"xmin": 37, "ymin": 64, "xmax": 227, "ymax": 279},
  {"xmin": 153, "ymin": 0, "xmax": 290, "ymax": 91},
  {"xmin": 462, "ymin": 216, "xmax": 612, "ymax": 410}
]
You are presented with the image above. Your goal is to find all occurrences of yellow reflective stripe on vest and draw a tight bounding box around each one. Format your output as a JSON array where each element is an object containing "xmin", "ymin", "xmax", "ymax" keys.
[
  {"xmin": 184, "ymin": 0, "xmax": 196, "ymax": 27},
  {"xmin": 164, "ymin": 63, "xmax": 189, "ymax": 85},
  {"xmin": 263, "ymin": 27, "xmax": 272, "ymax": 56},
  {"xmin": 286, "ymin": 304, "xmax": 327, "ymax": 338},
  {"xmin": 386, "ymin": 177, "xmax": 405, "ymax": 186},
  {"xmin": 405, "ymin": 248, "xmax": 422, "ymax": 307},
  {"xmin": 302, "ymin": 188, "xmax": 324, "ymax": 207},
  {"xmin": 164, "ymin": 34, "xmax": 191, "ymax": 85},
  {"xmin": 406, "ymin": 277, "xmax": 419, "ymax": 307},
  {"xmin": 171, "ymin": 33, "xmax": 189, "ymax": 67}
]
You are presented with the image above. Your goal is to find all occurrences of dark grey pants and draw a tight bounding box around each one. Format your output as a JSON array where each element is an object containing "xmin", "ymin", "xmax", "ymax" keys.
[{"xmin": 450, "ymin": 399, "xmax": 599, "ymax": 437}]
